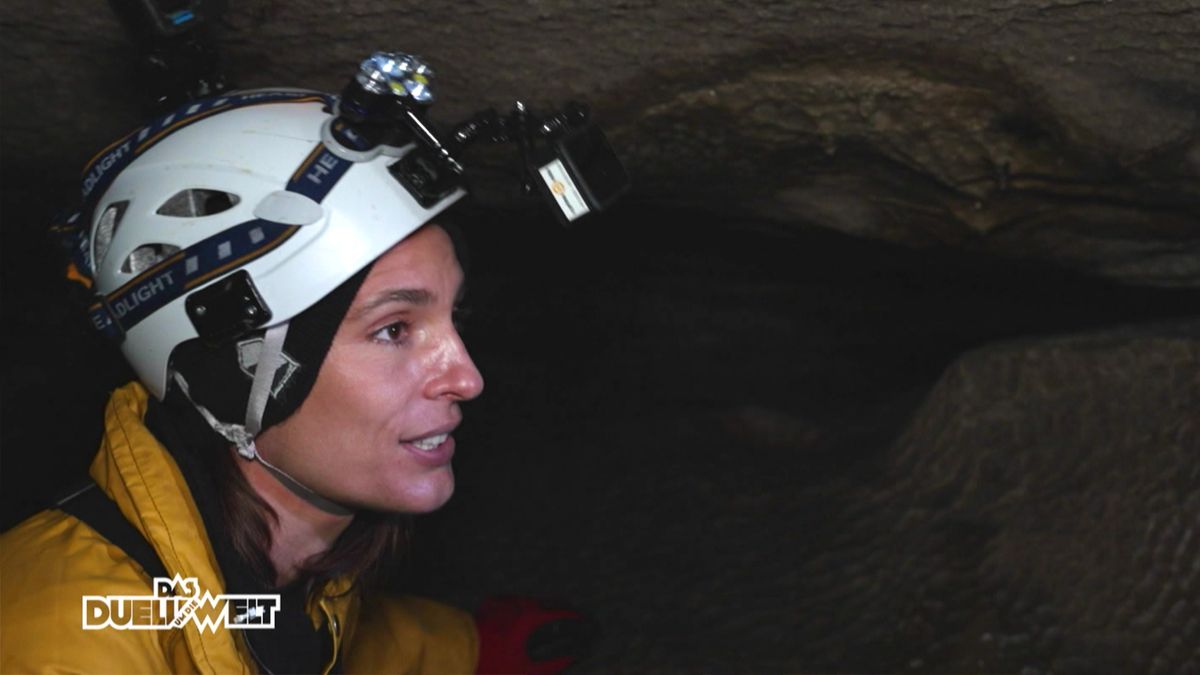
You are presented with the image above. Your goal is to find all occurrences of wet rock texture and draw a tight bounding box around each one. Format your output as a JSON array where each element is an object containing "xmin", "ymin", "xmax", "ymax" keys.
[{"xmin": 2, "ymin": 0, "xmax": 1198, "ymax": 285}]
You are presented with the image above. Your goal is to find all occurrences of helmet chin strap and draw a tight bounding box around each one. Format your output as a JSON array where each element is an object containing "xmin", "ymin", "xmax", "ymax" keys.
[{"xmin": 172, "ymin": 322, "xmax": 354, "ymax": 517}]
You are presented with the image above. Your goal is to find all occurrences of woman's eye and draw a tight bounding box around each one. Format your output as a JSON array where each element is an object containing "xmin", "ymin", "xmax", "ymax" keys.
[{"xmin": 372, "ymin": 322, "xmax": 409, "ymax": 345}]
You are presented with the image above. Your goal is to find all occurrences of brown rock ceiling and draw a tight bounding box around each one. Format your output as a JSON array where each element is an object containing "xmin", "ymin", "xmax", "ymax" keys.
[{"xmin": 3, "ymin": 0, "xmax": 1198, "ymax": 285}]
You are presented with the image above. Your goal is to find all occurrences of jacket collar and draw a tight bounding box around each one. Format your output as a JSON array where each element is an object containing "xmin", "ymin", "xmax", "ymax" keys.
[
  {"xmin": 93, "ymin": 381, "xmax": 251, "ymax": 673},
  {"xmin": 92, "ymin": 382, "xmax": 356, "ymax": 674}
]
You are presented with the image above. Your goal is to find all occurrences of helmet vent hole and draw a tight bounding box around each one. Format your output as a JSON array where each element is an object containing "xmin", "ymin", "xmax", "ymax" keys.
[
  {"xmin": 157, "ymin": 189, "xmax": 240, "ymax": 217},
  {"xmin": 93, "ymin": 201, "xmax": 128, "ymax": 267},
  {"xmin": 122, "ymin": 244, "xmax": 182, "ymax": 275}
]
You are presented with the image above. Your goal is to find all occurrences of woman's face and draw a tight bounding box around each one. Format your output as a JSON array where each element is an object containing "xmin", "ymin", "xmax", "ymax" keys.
[{"xmin": 255, "ymin": 224, "xmax": 484, "ymax": 513}]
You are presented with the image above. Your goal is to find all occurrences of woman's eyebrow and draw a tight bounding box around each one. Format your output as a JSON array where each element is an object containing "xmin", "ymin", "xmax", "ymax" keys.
[{"xmin": 351, "ymin": 288, "xmax": 435, "ymax": 319}]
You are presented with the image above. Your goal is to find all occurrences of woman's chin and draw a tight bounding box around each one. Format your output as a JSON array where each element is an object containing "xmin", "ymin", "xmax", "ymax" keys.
[{"xmin": 371, "ymin": 468, "xmax": 455, "ymax": 514}]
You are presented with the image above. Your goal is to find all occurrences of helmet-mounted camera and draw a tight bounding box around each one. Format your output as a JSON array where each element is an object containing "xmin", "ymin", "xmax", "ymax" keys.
[{"xmin": 331, "ymin": 51, "xmax": 630, "ymax": 225}]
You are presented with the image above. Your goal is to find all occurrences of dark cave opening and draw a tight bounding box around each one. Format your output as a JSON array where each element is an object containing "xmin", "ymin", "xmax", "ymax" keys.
[{"xmin": 397, "ymin": 200, "xmax": 1196, "ymax": 672}]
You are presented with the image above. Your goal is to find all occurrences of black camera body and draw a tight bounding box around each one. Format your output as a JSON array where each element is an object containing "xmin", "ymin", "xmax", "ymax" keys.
[{"xmin": 529, "ymin": 123, "xmax": 630, "ymax": 224}]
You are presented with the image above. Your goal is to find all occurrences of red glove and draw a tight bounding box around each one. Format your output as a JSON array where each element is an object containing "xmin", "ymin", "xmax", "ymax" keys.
[{"xmin": 475, "ymin": 596, "xmax": 597, "ymax": 675}]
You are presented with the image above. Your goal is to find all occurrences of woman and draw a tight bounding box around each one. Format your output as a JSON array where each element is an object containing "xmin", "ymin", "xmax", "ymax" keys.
[{"xmin": 0, "ymin": 87, "xmax": 576, "ymax": 673}]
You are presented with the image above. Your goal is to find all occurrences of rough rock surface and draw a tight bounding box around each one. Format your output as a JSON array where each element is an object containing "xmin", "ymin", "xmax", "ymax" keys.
[
  {"xmin": 863, "ymin": 321, "xmax": 1199, "ymax": 674},
  {"xmin": 2, "ymin": 0, "xmax": 1198, "ymax": 284}
]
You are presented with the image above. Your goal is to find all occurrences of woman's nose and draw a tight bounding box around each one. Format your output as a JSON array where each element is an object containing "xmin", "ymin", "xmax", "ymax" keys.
[{"xmin": 425, "ymin": 331, "xmax": 484, "ymax": 402}]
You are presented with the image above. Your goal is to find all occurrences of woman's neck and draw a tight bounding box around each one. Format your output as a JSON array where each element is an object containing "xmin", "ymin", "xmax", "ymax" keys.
[{"xmin": 234, "ymin": 451, "xmax": 354, "ymax": 587}]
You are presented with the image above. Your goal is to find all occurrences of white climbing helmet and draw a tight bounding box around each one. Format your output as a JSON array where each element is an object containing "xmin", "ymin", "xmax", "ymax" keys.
[{"xmin": 65, "ymin": 87, "xmax": 464, "ymax": 399}]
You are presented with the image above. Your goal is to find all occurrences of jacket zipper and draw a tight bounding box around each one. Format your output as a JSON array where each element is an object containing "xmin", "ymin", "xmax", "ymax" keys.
[{"xmin": 320, "ymin": 600, "xmax": 342, "ymax": 675}]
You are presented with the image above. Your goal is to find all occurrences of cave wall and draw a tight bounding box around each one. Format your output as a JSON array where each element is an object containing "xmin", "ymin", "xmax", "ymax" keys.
[{"xmin": 2, "ymin": 0, "xmax": 1198, "ymax": 284}]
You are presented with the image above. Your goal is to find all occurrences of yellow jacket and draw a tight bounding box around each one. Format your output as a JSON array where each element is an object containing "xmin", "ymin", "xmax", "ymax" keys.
[{"xmin": 1, "ymin": 382, "xmax": 478, "ymax": 674}]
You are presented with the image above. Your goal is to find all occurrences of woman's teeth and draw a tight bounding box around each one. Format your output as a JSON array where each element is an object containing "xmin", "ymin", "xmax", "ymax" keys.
[{"xmin": 410, "ymin": 433, "xmax": 448, "ymax": 451}]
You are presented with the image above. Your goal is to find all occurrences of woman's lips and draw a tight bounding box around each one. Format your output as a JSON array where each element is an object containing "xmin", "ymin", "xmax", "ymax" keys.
[{"xmin": 401, "ymin": 432, "xmax": 455, "ymax": 466}]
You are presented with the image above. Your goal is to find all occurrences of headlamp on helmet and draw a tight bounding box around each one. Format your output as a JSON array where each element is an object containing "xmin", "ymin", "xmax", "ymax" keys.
[{"xmin": 333, "ymin": 51, "xmax": 630, "ymax": 224}]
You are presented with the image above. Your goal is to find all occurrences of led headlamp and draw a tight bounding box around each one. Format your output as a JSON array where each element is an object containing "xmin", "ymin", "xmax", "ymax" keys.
[{"xmin": 334, "ymin": 51, "xmax": 630, "ymax": 225}]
